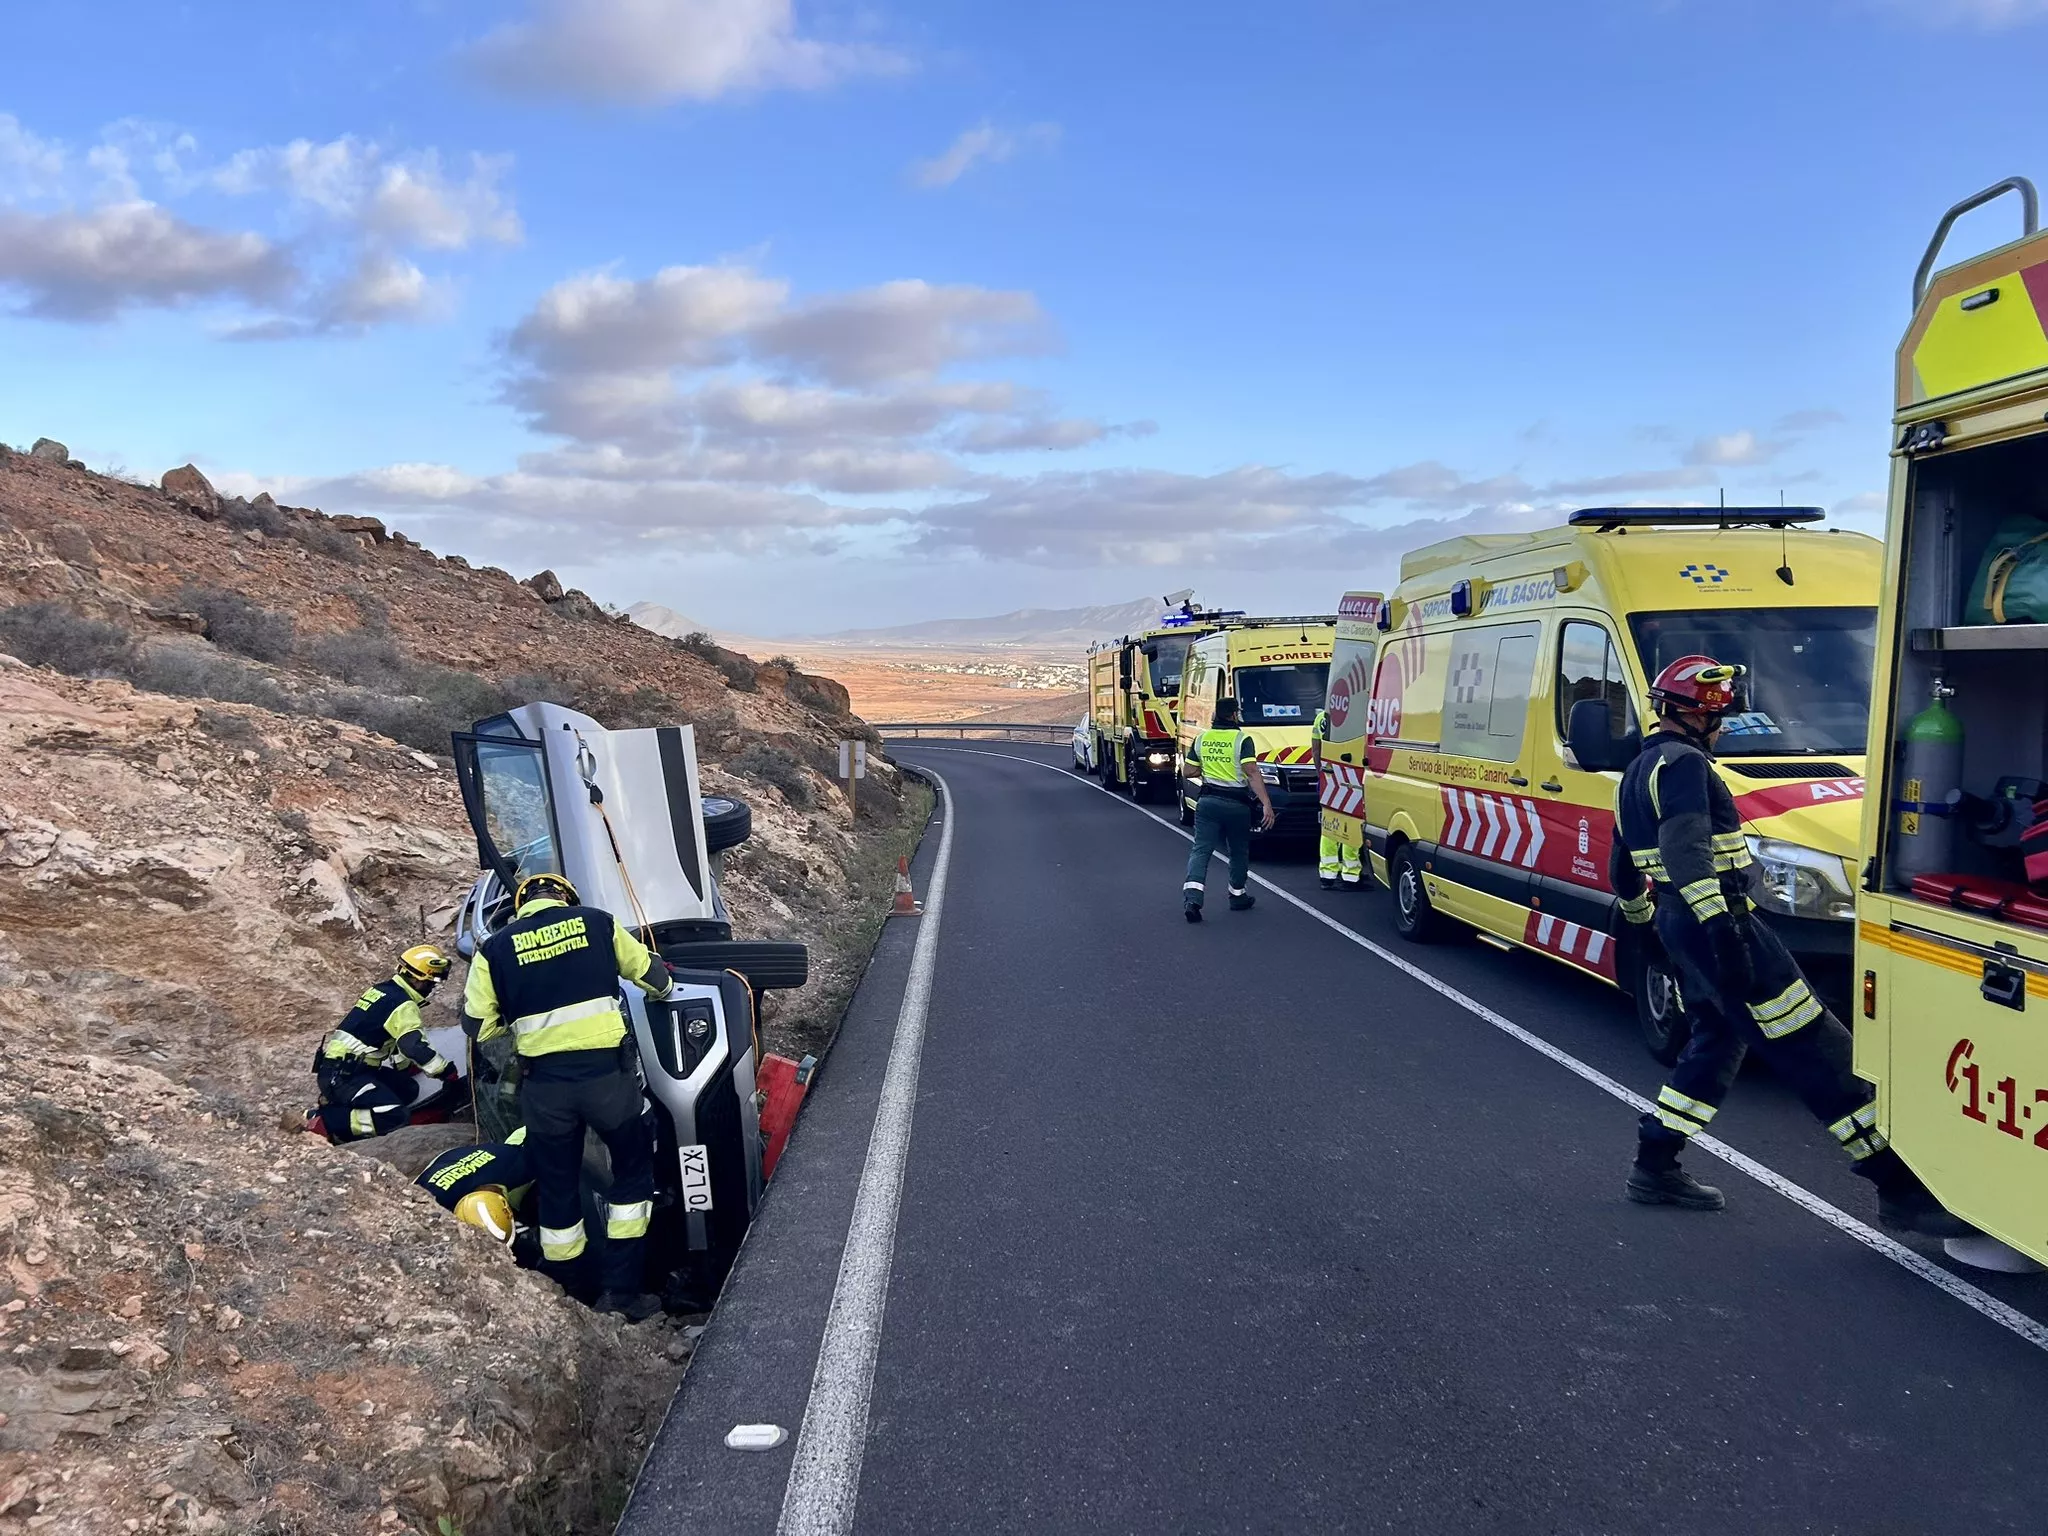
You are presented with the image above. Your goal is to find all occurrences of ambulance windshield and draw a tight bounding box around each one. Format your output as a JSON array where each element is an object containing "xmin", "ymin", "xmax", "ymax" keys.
[
  {"xmin": 1626, "ymin": 607, "xmax": 1876, "ymax": 756},
  {"xmin": 1142, "ymin": 635, "xmax": 1194, "ymax": 698},
  {"xmin": 1236, "ymin": 664, "xmax": 1331, "ymax": 724}
]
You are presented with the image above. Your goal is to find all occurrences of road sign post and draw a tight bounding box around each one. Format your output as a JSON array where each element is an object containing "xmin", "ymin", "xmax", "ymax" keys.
[{"xmin": 837, "ymin": 739, "xmax": 868, "ymax": 816}]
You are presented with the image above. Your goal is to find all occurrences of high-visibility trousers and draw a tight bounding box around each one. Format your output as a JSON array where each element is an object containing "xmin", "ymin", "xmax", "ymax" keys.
[
  {"xmin": 1318, "ymin": 832, "xmax": 1363, "ymax": 886},
  {"xmin": 1638, "ymin": 909, "xmax": 1888, "ymax": 1171}
]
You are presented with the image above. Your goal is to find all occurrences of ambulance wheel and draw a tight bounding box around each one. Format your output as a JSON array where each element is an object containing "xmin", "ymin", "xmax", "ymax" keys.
[
  {"xmin": 1178, "ymin": 792, "xmax": 1195, "ymax": 827},
  {"xmin": 701, "ymin": 794, "xmax": 752, "ymax": 853},
  {"xmin": 1389, "ymin": 844, "xmax": 1445, "ymax": 943},
  {"xmin": 1632, "ymin": 948, "xmax": 1692, "ymax": 1067}
]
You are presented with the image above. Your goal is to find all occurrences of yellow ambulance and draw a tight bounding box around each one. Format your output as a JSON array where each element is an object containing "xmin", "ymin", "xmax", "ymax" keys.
[
  {"xmin": 1318, "ymin": 592, "xmax": 1388, "ymax": 880},
  {"xmin": 1856, "ymin": 176, "xmax": 2048, "ymax": 1268},
  {"xmin": 1175, "ymin": 617, "xmax": 1336, "ymax": 839},
  {"xmin": 1363, "ymin": 511, "xmax": 1883, "ymax": 1060}
]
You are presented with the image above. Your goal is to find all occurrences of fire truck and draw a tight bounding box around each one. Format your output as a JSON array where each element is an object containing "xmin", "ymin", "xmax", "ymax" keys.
[{"xmin": 1087, "ymin": 599, "xmax": 1239, "ymax": 803}]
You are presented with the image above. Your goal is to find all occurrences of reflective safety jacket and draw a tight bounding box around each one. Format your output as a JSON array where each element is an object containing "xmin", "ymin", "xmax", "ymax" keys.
[
  {"xmin": 1608, "ymin": 729, "xmax": 1756, "ymax": 928},
  {"xmin": 417, "ymin": 1126, "xmax": 533, "ymax": 1212},
  {"xmin": 463, "ymin": 898, "xmax": 667, "ymax": 1059},
  {"xmin": 319, "ymin": 976, "xmax": 449, "ymax": 1075},
  {"xmin": 1195, "ymin": 727, "xmax": 1255, "ymax": 800}
]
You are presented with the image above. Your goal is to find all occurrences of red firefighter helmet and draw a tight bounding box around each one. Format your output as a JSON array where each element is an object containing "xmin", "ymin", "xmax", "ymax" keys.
[{"xmin": 1647, "ymin": 655, "xmax": 1747, "ymax": 717}]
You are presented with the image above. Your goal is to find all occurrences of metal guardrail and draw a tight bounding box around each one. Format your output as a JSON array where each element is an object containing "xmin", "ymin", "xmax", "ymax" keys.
[{"xmin": 876, "ymin": 721, "xmax": 1071, "ymax": 743}]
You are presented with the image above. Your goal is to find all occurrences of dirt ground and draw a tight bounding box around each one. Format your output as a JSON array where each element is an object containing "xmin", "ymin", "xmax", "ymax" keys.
[
  {"xmin": 761, "ymin": 644, "xmax": 1083, "ymax": 724},
  {"xmin": 0, "ymin": 444, "xmax": 931, "ymax": 1536}
]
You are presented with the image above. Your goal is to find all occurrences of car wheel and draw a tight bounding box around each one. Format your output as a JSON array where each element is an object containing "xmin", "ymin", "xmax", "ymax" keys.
[
  {"xmin": 1389, "ymin": 843, "xmax": 1444, "ymax": 943},
  {"xmin": 661, "ymin": 938, "xmax": 809, "ymax": 993},
  {"xmin": 1632, "ymin": 944, "xmax": 1692, "ymax": 1067},
  {"xmin": 701, "ymin": 794, "xmax": 752, "ymax": 853}
]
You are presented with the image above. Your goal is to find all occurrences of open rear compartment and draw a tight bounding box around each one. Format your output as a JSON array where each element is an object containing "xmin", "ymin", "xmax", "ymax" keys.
[{"xmin": 1885, "ymin": 429, "xmax": 2048, "ymax": 923}]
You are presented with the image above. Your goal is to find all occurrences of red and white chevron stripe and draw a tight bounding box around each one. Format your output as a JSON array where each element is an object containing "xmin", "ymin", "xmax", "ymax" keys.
[
  {"xmin": 1522, "ymin": 911, "xmax": 1616, "ymax": 979},
  {"xmin": 1439, "ymin": 787, "xmax": 1547, "ymax": 870},
  {"xmin": 1319, "ymin": 762, "xmax": 1366, "ymax": 817}
]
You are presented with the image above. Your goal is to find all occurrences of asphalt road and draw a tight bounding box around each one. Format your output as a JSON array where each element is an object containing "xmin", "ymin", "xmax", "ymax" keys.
[{"xmin": 620, "ymin": 744, "xmax": 2048, "ymax": 1536}]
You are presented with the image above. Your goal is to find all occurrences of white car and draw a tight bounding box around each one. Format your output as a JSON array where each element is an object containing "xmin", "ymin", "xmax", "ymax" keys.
[{"xmin": 1071, "ymin": 714, "xmax": 1096, "ymax": 774}]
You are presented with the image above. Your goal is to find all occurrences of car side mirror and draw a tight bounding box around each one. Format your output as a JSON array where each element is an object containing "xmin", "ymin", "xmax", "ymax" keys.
[{"xmin": 1567, "ymin": 698, "xmax": 1639, "ymax": 773}]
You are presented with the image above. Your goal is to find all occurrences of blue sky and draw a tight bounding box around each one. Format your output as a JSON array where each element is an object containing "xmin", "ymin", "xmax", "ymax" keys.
[{"xmin": 4, "ymin": 0, "xmax": 2047, "ymax": 635}]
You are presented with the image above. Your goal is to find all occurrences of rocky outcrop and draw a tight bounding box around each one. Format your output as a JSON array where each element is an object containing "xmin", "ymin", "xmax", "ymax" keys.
[
  {"xmin": 28, "ymin": 438, "xmax": 67, "ymax": 463},
  {"xmin": 160, "ymin": 463, "xmax": 220, "ymax": 517},
  {"xmin": 524, "ymin": 569, "xmax": 565, "ymax": 603}
]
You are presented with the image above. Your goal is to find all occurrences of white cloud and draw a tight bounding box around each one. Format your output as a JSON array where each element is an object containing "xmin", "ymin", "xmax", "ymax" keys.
[
  {"xmin": 1682, "ymin": 429, "xmax": 1787, "ymax": 467},
  {"xmin": 911, "ymin": 122, "xmax": 1060, "ymax": 189},
  {"xmin": 212, "ymin": 138, "xmax": 522, "ymax": 250},
  {"xmin": 755, "ymin": 279, "xmax": 1051, "ymax": 384},
  {"xmin": 499, "ymin": 262, "xmax": 1089, "ymax": 482},
  {"xmin": 509, "ymin": 263, "xmax": 790, "ymax": 375},
  {"xmin": 1774, "ymin": 407, "xmax": 1846, "ymax": 433},
  {"xmin": 0, "ymin": 114, "xmax": 65, "ymax": 199},
  {"xmin": 470, "ymin": 0, "xmax": 904, "ymax": 104},
  {"xmin": 0, "ymin": 201, "xmax": 291, "ymax": 321},
  {"xmin": 0, "ymin": 116, "xmax": 518, "ymax": 334},
  {"xmin": 906, "ymin": 467, "xmax": 1556, "ymax": 568},
  {"xmin": 1865, "ymin": 0, "xmax": 2048, "ymax": 23}
]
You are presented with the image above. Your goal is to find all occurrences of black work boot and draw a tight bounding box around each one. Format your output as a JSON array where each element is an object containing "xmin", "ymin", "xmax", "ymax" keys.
[
  {"xmin": 1228, "ymin": 891, "xmax": 1255, "ymax": 911},
  {"xmin": 1865, "ymin": 1153, "xmax": 1975, "ymax": 1238},
  {"xmin": 1320, "ymin": 877, "xmax": 1339, "ymax": 891},
  {"xmin": 1627, "ymin": 1136, "xmax": 1725, "ymax": 1210},
  {"xmin": 595, "ymin": 1291, "xmax": 664, "ymax": 1324},
  {"xmin": 1184, "ymin": 902, "xmax": 1203, "ymax": 923}
]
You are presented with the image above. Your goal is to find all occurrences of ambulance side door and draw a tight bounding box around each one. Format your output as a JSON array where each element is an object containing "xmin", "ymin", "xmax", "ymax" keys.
[
  {"xmin": 1429, "ymin": 618, "xmax": 1545, "ymax": 924},
  {"xmin": 1525, "ymin": 615, "xmax": 1637, "ymax": 981}
]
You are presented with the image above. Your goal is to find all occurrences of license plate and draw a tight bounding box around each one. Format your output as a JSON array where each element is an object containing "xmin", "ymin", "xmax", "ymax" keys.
[{"xmin": 679, "ymin": 1143, "xmax": 713, "ymax": 1211}]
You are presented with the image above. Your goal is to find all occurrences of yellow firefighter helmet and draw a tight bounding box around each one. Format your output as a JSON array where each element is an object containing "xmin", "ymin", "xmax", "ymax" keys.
[
  {"xmin": 453, "ymin": 1188, "xmax": 515, "ymax": 1244},
  {"xmin": 398, "ymin": 944, "xmax": 453, "ymax": 986}
]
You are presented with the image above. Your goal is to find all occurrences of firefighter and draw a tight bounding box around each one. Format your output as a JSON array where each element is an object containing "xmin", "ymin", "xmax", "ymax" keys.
[
  {"xmin": 417, "ymin": 1127, "xmax": 541, "ymax": 1265},
  {"xmin": 1183, "ymin": 697, "xmax": 1276, "ymax": 921},
  {"xmin": 463, "ymin": 872, "xmax": 674, "ymax": 1322},
  {"xmin": 1313, "ymin": 707, "xmax": 1364, "ymax": 893},
  {"xmin": 1611, "ymin": 656, "xmax": 1968, "ymax": 1235},
  {"xmin": 310, "ymin": 945, "xmax": 459, "ymax": 1143}
]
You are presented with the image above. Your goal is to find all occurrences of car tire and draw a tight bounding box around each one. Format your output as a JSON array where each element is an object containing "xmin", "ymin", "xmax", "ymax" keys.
[
  {"xmin": 1631, "ymin": 942, "xmax": 1692, "ymax": 1067},
  {"xmin": 1389, "ymin": 843, "xmax": 1445, "ymax": 944},
  {"xmin": 701, "ymin": 795, "xmax": 752, "ymax": 853},
  {"xmin": 661, "ymin": 939, "xmax": 809, "ymax": 993}
]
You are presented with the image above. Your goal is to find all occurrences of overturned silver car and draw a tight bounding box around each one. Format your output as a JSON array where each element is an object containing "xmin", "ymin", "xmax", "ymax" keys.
[{"xmin": 449, "ymin": 701, "xmax": 807, "ymax": 1305}]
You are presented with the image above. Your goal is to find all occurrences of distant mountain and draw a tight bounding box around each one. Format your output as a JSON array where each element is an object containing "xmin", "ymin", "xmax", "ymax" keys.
[
  {"xmin": 812, "ymin": 597, "xmax": 1173, "ymax": 648},
  {"xmin": 627, "ymin": 601, "xmax": 715, "ymax": 640},
  {"xmin": 626, "ymin": 602, "xmax": 784, "ymax": 658}
]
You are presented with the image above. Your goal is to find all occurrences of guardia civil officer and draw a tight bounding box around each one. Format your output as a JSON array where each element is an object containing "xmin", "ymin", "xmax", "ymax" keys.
[
  {"xmin": 1182, "ymin": 697, "xmax": 1276, "ymax": 921},
  {"xmin": 1611, "ymin": 656, "xmax": 1968, "ymax": 1235},
  {"xmin": 309, "ymin": 944, "xmax": 460, "ymax": 1143},
  {"xmin": 463, "ymin": 872, "xmax": 676, "ymax": 1321},
  {"xmin": 1313, "ymin": 707, "xmax": 1364, "ymax": 892}
]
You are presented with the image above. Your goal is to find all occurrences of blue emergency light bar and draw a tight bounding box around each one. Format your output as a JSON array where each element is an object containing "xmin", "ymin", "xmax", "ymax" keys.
[{"xmin": 1567, "ymin": 507, "xmax": 1824, "ymax": 530}]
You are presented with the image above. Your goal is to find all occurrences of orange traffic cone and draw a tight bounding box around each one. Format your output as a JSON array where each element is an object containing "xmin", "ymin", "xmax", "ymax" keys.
[{"xmin": 890, "ymin": 855, "xmax": 923, "ymax": 917}]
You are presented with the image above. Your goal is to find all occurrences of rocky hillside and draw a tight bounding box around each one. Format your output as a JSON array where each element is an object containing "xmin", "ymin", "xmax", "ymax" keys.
[{"xmin": 0, "ymin": 440, "xmax": 930, "ymax": 1536}]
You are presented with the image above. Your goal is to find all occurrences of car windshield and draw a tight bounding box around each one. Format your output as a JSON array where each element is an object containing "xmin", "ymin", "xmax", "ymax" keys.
[
  {"xmin": 1142, "ymin": 635, "xmax": 1193, "ymax": 697},
  {"xmin": 1236, "ymin": 663, "xmax": 1330, "ymax": 724},
  {"xmin": 1626, "ymin": 607, "xmax": 1876, "ymax": 757}
]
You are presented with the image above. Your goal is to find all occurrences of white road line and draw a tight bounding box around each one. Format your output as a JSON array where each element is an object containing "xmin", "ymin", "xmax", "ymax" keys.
[
  {"xmin": 900, "ymin": 744, "xmax": 2048, "ymax": 1355},
  {"xmin": 776, "ymin": 768, "xmax": 955, "ymax": 1536}
]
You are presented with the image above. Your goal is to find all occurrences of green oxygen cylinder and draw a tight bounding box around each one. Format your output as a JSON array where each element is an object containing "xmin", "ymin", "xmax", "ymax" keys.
[{"xmin": 1892, "ymin": 680, "xmax": 1963, "ymax": 881}]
